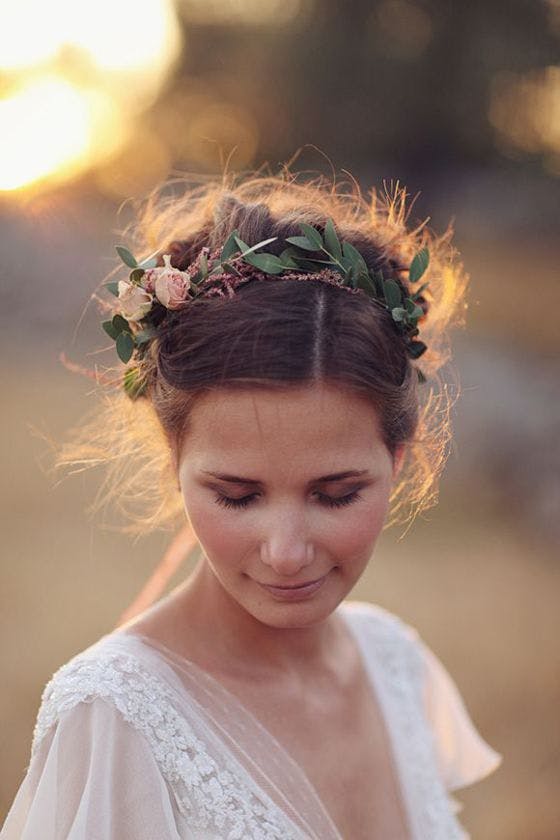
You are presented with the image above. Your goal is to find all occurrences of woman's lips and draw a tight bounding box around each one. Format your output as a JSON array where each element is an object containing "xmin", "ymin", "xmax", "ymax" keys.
[{"xmin": 257, "ymin": 572, "xmax": 330, "ymax": 601}]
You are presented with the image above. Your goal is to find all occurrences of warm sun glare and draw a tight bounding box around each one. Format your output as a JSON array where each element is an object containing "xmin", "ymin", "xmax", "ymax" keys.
[{"xmin": 0, "ymin": 0, "xmax": 182, "ymax": 192}]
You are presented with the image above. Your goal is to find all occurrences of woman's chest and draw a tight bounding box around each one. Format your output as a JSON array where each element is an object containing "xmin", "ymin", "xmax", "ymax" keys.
[{"xmin": 235, "ymin": 670, "xmax": 411, "ymax": 840}]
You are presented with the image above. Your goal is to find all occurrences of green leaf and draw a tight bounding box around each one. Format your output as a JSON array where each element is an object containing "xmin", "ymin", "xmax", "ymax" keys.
[
  {"xmin": 409, "ymin": 247, "xmax": 429, "ymax": 283},
  {"xmin": 105, "ymin": 281, "xmax": 119, "ymax": 297},
  {"xmin": 221, "ymin": 230, "xmax": 241, "ymax": 261},
  {"xmin": 112, "ymin": 314, "xmax": 131, "ymax": 334},
  {"xmin": 407, "ymin": 340, "xmax": 427, "ymax": 359},
  {"xmin": 342, "ymin": 241, "xmax": 369, "ymax": 281},
  {"xmin": 405, "ymin": 299, "xmax": 424, "ymax": 320},
  {"xmin": 220, "ymin": 261, "xmax": 242, "ymax": 276},
  {"xmin": 411, "ymin": 281, "xmax": 429, "ymax": 301},
  {"xmin": 279, "ymin": 248, "xmax": 300, "ymax": 268},
  {"xmin": 323, "ymin": 219, "xmax": 342, "ymax": 261},
  {"xmin": 129, "ymin": 267, "xmax": 145, "ymax": 285},
  {"xmin": 102, "ymin": 319, "xmax": 119, "ymax": 340},
  {"xmin": 391, "ymin": 307, "xmax": 408, "ymax": 322},
  {"xmin": 299, "ymin": 223, "xmax": 323, "ymax": 251},
  {"xmin": 383, "ymin": 279, "xmax": 403, "ymax": 310},
  {"xmin": 242, "ymin": 253, "xmax": 286, "ymax": 274},
  {"xmin": 371, "ymin": 270, "xmax": 384, "ymax": 297},
  {"xmin": 285, "ymin": 236, "xmax": 317, "ymax": 251},
  {"xmin": 116, "ymin": 331, "xmax": 135, "ymax": 363},
  {"xmin": 199, "ymin": 251, "xmax": 208, "ymax": 278},
  {"xmin": 116, "ymin": 246, "xmax": 138, "ymax": 269}
]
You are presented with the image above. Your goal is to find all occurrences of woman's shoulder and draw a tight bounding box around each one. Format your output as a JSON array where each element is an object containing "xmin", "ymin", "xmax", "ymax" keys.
[
  {"xmin": 340, "ymin": 599, "xmax": 503, "ymax": 792},
  {"xmin": 32, "ymin": 630, "xmax": 176, "ymax": 757}
]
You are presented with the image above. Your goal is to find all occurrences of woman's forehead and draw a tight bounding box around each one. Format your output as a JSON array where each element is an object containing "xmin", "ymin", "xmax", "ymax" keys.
[{"xmin": 181, "ymin": 384, "xmax": 388, "ymax": 465}]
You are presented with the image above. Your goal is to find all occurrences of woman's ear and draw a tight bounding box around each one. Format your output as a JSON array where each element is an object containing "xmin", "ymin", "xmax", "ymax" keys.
[{"xmin": 392, "ymin": 444, "xmax": 406, "ymax": 479}]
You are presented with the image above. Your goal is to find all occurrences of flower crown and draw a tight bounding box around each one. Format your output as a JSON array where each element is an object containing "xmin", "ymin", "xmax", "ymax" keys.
[{"xmin": 102, "ymin": 219, "xmax": 430, "ymax": 399}]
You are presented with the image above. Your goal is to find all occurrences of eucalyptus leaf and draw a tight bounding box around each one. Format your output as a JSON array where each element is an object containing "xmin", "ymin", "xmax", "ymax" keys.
[
  {"xmin": 105, "ymin": 281, "xmax": 119, "ymax": 297},
  {"xmin": 391, "ymin": 307, "xmax": 407, "ymax": 322},
  {"xmin": 279, "ymin": 248, "xmax": 300, "ymax": 268},
  {"xmin": 323, "ymin": 219, "xmax": 342, "ymax": 261},
  {"xmin": 116, "ymin": 331, "xmax": 135, "ymax": 363},
  {"xmin": 383, "ymin": 279, "xmax": 403, "ymax": 310},
  {"xmin": 299, "ymin": 223, "xmax": 323, "ymax": 251},
  {"xmin": 102, "ymin": 320, "xmax": 119, "ymax": 340},
  {"xmin": 409, "ymin": 248, "xmax": 429, "ymax": 283},
  {"xmin": 221, "ymin": 230, "xmax": 241, "ymax": 261},
  {"xmin": 199, "ymin": 252, "xmax": 208, "ymax": 278},
  {"xmin": 116, "ymin": 246, "xmax": 138, "ymax": 269},
  {"xmin": 407, "ymin": 340, "xmax": 427, "ymax": 359},
  {"xmin": 405, "ymin": 298, "xmax": 424, "ymax": 319},
  {"xmin": 411, "ymin": 281, "xmax": 429, "ymax": 300},
  {"xmin": 285, "ymin": 236, "xmax": 317, "ymax": 251},
  {"xmin": 371, "ymin": 270, "xmax": 384, "ymax": 297},
  {"xmin": 342, "ymin": 241, "xmax": 369, "ymax": 281},
  {"xmin": 242, "ymin": 253, "xmax": 286, "ymax": 274},
  {"xmin": 355, "ymin": 271, "xmax": 377, "ymax": 295},
  {"xmin": 220, "ymin": 261, "xmax": 242, "ymax": 276},
  {"xmin": 112, "ymin": 314, "xmax": 131, "ymax": 334}
]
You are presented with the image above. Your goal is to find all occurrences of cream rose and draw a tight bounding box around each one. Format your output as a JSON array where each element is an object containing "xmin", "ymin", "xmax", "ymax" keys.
[
  {"xmin": 153, "ymin": 254, "xmax": 192, "ymax": 310},
  {"xmin": 117, "ymin": 280, "xmax": 153, "ymax": 322}
]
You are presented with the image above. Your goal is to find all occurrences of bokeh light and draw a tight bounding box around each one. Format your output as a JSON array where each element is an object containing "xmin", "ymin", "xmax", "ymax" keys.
[
  {"xmin": 0, "ymin": 0, "xmax": 182, "ymax": 193},
  {"xmin": 489, "ymin": 65, "xmax": 560, "ymax": 174},
  {"xmin": 177, "ymin": 0, "xmax": 307, "ymax": 26}
]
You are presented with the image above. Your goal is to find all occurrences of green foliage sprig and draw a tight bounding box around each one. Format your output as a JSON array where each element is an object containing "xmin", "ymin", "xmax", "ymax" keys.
[{"xmin": 103, "ymin": 219, "xmax": 430, "ymax": 398}]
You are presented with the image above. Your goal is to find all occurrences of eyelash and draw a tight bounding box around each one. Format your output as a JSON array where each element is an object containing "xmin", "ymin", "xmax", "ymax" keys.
[{"xmin": 214, "ymin": 491, "xmax": 363, "ymax": 510}]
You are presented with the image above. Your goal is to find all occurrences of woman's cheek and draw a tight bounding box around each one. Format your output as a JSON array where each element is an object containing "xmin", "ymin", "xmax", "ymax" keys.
[
  {"xmin": 325, "ymin": 494, "xmax": 390, "ymax": 559},
  {"xmin": 182, "ymin": 494, "xmax": 252, "ymax": 559}
]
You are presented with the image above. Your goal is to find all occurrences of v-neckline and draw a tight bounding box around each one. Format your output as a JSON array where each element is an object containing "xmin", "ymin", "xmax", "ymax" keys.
[{"xmin": 113, "ymin": 600, "xmax": 414, "ymax": 839}]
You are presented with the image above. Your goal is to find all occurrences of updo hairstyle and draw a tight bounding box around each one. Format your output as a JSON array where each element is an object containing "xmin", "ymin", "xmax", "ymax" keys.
[{"xmin": 54, "ymin": 173, "xmax": 468, "ymax": 535}]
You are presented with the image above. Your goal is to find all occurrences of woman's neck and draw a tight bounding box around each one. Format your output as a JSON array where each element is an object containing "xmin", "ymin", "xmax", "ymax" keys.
[{"xmin": 152, "ymin": 558, "xmax": 347, "ymax": 682}]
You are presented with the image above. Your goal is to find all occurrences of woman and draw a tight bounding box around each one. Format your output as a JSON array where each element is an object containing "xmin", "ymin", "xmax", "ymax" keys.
[{"xmin": 1, "ymin": 175, "xmax": 502, "ymax": 839}]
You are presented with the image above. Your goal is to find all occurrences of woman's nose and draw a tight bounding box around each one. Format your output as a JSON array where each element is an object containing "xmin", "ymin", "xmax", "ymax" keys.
[{"xmin": 260, "ymin": 517, "xmax": 314, "ymax": 577}]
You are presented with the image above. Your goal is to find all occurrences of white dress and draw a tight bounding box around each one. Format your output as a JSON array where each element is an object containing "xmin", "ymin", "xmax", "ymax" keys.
[{"xmin": 1, "ymin": 600, "xmax": 502, "ymax": 839}]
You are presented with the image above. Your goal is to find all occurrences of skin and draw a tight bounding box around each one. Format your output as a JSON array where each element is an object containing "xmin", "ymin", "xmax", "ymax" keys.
[{"xmin": 164, "ymin": 381, "xmax": 404, "ymax": 680}]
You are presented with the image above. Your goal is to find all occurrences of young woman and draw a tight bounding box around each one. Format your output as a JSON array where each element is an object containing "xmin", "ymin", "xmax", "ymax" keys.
[{"xmin": 1, "ymin": 175, "xmax": 502, "ymax": 839}]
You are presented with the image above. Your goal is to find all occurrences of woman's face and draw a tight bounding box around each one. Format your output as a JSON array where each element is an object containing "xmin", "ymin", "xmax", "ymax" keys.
[{"xmin": 177, "ymin": 382, "xmax": 403, "ymax": 628}]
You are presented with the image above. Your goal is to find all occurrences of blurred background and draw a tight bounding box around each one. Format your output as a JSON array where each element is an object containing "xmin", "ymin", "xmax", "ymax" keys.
[{"xmin": 1, "ymin": 1, "xmax": 559, "ymax": 837}]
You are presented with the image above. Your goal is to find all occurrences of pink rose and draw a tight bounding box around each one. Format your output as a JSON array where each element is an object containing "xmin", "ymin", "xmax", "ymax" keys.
[
  {"xmin": 117, "ymin": 280, "xmax": 153, "ymax": 321},
  {"xmin": 153, "ymin": 254, "xmax": 192, "ymax": 310}
]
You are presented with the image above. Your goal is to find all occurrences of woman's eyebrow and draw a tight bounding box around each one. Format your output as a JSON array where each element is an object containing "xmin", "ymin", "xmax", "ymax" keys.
[{"xmin": 201, "ymin": 469, "xmax": 370, "ymax": 485}]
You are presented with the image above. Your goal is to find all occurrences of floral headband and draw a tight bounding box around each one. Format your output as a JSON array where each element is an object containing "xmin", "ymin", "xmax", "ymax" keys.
[{"xmin": 102, "ymin": 219, "xmax": 430, "ymax": 399}]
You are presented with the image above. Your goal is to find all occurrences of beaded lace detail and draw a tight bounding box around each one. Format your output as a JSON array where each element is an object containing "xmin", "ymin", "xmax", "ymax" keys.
[
  {"xmin": 343, "ymin": 604, "xmax": 468, "ymax": 840},
  {"xmin": 32, "ymin": 646, "xmax": 301, "ymax": 840},
  {"xmin": 31, "ymin": 604, "xmax": 469, "ymax": 840}
]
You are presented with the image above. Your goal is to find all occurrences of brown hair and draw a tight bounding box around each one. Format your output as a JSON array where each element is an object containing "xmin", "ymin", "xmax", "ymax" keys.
[{"xmin": 54, "ymin": 171, "xmax": 467, "ymax": 540}]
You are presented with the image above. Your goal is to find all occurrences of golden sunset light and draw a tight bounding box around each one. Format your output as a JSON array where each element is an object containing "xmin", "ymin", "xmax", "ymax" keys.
[{"xmin": 0, "ymin": 0, "xmax": 182, "ymax": 193}]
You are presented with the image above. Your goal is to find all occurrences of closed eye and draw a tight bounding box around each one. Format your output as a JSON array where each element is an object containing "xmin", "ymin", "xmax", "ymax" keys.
[{"xmin": 213, "ymin": 491, "xmax": 363, "ymax": 510}]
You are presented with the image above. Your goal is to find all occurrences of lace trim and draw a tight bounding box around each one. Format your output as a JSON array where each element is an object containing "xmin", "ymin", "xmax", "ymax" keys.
[
  {"xmin": 32, "ymin": 646, "xmax": 301, "ymax": 840},
  {"xmin": 342, "ymin": 604, "xmax": 469, "ymax": 840}
]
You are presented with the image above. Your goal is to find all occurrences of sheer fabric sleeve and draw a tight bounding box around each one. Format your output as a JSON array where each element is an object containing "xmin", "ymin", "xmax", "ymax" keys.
[
  {"xmin": 0, "ymin": 697, "xmax": 185, "ymax": 840},
  {"xmin": 411, "ymin": 632, "xmax": 503, "ymax": 793}
]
